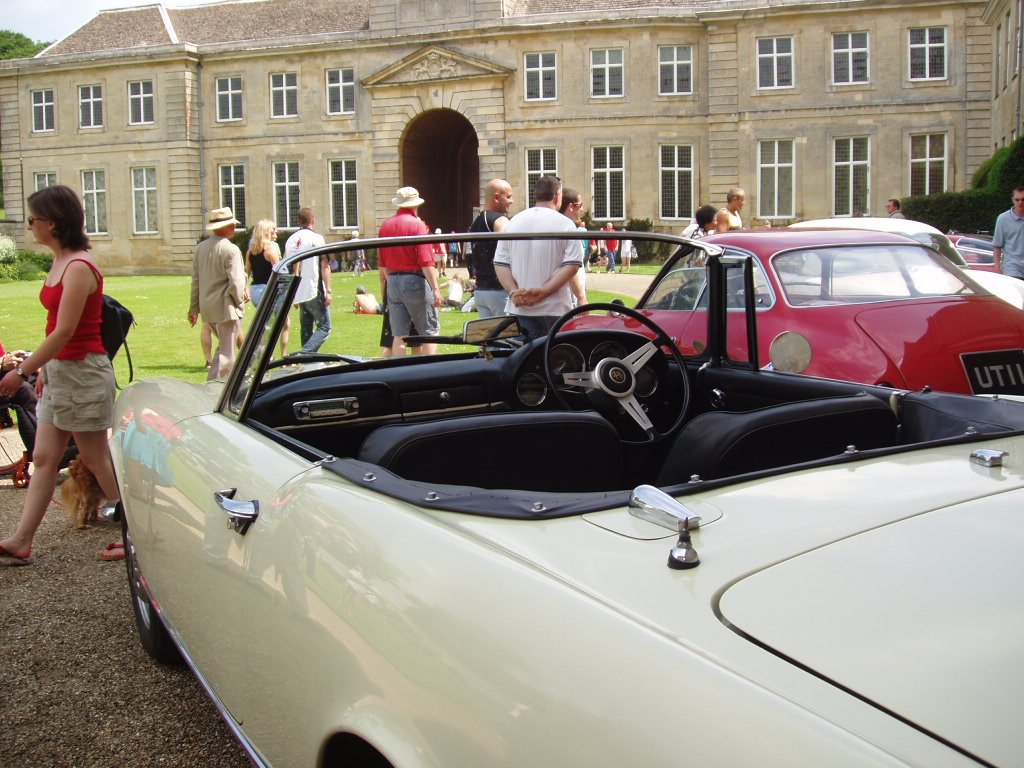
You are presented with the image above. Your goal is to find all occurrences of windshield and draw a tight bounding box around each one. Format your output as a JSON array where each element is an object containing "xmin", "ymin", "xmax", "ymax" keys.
[{"xmin": 773, "ymin": 244, "xmax": 974, "ymax": 306}]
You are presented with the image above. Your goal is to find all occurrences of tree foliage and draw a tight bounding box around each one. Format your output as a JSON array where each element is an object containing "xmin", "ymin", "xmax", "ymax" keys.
[{"xmin": 0, "ymin": 30, "xmax": 50, "ymax": 60}]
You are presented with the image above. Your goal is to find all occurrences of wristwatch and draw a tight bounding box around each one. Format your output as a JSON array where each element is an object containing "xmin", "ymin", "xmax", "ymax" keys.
[{"xmin": 15, "ymin": 365, "xmax": 26, "ymax": 378}]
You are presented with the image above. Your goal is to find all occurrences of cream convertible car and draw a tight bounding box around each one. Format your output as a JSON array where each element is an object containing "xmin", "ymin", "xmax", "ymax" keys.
[{"xmin": 112, "ymin": 231, "xmax": 1024, "ymax": 768}]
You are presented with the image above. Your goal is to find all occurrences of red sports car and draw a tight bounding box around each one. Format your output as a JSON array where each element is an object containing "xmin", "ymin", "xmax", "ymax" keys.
[{"xmin": 577, "ymin": 228, "xmax": 1024, "ymax": 394}]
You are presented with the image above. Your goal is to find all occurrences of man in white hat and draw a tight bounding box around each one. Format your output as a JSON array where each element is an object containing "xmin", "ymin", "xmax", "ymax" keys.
[
  {"xmin": 377, "ymin": 187, "xmax": 442, "ymax": 355},
  {"xmin": 188, "ymin": 207, "xmax": 246, "ymax": 380}
]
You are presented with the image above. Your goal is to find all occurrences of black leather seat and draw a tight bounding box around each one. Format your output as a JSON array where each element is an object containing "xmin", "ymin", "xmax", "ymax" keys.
[
  {"xmin": 357, "ymin": 411, "xmax": 625, "ymax": 493},
  {"xmin": 655, "ymin": 393, "xmax": 899, "ymax": 485}
]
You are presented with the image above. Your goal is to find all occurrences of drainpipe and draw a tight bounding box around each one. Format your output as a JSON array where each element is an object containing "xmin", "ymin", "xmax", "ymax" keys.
[
  {"xmin": 197, "ymin": 60, "xmax": 206, "ymax": 222},
  {"xmin": 1017, "ymin": 0, "xmax": 1023, "ymax": 139}
]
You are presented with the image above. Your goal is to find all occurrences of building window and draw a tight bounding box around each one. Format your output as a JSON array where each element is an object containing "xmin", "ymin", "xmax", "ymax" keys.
[
  {"xmin": 273, "ymin": 162, "xmax": 300, "ymax": 227},
  {"xmin": 79, "ymin": 85, "xmax": 103, "ymax": 128},
  {"xmin": 658, "ymin": 45, "xmax": 693, "ymax": 95},
  {"xmin": 591, "ymin": 48, "xmax": 624, "ymax": 98},
  {"xmin": 131, "ymin": 166, "xmax": 158, "ymax": 234},
  {"xmin": 832, "ymin": 32, "xmax": 869, "ymax": 85},
  {"xmin": 219, "ymin": 164, "xmax": 246, "ymax": 227},
  {"xmin": 592, "ymin": 145, "xmax": 625, "ymax": 220},
  {"xmin": 909, "ymin": 27, "xmax": 946, "ymax": 81},
  {"xmin": 329, "ymin": 159, "xmax": 358, "ymax": 228},
  {"xmin": 128, "ymin": 80, "xmax": 154, "ymax": 125},
  {"xmin": 31, "ymin": 89, "xmax": 55, "ymax": 132},
  {"xmin": 326, "ymin": 68, "xmax": 355, "ymax": 115},
  {"xmin": 216, "ymin": 77, "xmax": 243, "ymax": 122},
  {"xmin": 34, "ymin": 172, "xmax": 57, "ymax": 191},
  {"xmin": 81, "ymin": 170, "xmax": 107, "ymax": 235},
  {"xmin": 757, "ymin": 37, "xmax": 794, "ymax": 89},
  {"xmin": 525, "ymin": 148, "xmax": 558, "ymax": 207},
  {"xmin": 833, "ymin": 137, "xmax": 870, "ymax": 217},
  {"xmin": 758, "ymin": 139, "xmax": 795, "ymax": 218},
  {"xmin": 271, "ymin": 72, "xmax": 299, "ymax": 118},
  {"xmin": 525, "ymin": 52, "xmax": 557, "ymax": 101},
  {"xmin": 659, "ymin": 144, "xmax": 694, "ymax": 220},
  {"xmin": 910, "ymin": 133, "xmax": 947, "ymax": 195}
]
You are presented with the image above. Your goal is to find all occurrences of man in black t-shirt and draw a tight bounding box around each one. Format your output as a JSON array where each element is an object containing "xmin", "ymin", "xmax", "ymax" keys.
[{"xmin": 469, "ymin": 179, "xmax": 514, "ymax": 318}]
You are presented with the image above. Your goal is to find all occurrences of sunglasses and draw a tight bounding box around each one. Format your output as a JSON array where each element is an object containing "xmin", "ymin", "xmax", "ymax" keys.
[{"xmin": 27, "ymin": 216, "xmax": 47, "ymax": 225}]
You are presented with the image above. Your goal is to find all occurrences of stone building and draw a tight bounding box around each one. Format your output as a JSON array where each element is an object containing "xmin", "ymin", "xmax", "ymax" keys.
[
  {"xmin": 0, "ymin": 0, "xmax": 995, "ymax": 273},
  {"xmin": 986, "ymin": 0, "xmax": 1023, "ymax": 156}
]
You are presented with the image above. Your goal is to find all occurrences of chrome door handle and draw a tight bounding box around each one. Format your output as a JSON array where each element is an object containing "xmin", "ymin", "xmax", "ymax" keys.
[{"xmin": 214, "ymin": 488, "xmax": 259, "ymax": 535}]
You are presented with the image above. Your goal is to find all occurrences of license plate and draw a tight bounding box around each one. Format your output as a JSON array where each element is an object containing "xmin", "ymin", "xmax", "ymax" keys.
[{"xmin": 961, "ymin": 349, "xmax": 1024, "ymax": 395}]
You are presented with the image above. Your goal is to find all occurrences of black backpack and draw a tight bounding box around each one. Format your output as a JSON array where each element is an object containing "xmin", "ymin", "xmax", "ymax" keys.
[{"xmin": 101, "ymin": 294, "xmax": 135, "ymax": 386}]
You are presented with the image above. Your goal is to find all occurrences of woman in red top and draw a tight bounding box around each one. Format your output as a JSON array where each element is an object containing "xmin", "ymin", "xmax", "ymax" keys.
[{"xmin": 0, "ymin": 185, "xmax": 120, "ymax": 566}]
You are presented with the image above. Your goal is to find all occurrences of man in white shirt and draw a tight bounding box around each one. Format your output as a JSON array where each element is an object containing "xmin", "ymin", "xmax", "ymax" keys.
[
  {"xmin": 494, "ymin": 175, "xmax": 585, "ymax": 340},
  {"xmin": 286, "ymin": 207, "xmax": 331, "ymax": 353}
]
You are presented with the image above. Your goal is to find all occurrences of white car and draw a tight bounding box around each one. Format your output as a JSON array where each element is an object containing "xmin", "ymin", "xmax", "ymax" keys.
[
  {"xmin": 112, "ymin": 231, "xmax": 1024, "ymax": 767},
  {"xmin": 791, "ymin": 217, "xmax": 1024, "ymax": 309}
]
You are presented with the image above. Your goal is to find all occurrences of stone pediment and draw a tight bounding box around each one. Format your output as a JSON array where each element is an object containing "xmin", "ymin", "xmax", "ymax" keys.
[{"xmin": 363, "ymin": 45, "xmax": 512, "ymax": 87}]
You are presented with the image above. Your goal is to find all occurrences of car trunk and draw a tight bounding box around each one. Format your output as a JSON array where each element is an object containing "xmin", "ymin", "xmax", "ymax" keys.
[
  {"xmin": 718, "ymin": 488, "xmax": 1024, "ymax": 768},
  {"xmin": 854, "ymin": 297, "xmax": 1024, "ymax": 393}
]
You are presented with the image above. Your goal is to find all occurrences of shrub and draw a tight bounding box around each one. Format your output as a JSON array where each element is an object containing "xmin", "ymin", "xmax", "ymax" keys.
[
  {"xmin": 624, "ymin": 217, "xmax": 674, "ymax": 263},
  {"xmin": 0, "ymin": 248, "xmax": 51, "ymax": 282},
  {"xmin": 0, "ymin": 233, "xmax": 16, "ymax": 264}
]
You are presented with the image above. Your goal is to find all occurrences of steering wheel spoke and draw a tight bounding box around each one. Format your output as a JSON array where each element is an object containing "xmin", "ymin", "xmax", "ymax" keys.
[
  {"xmin": 620, "ymin": 394, "xmax": 655, "ymax": 432},
  {"xmin": 562, "ymin": 370, "xmax": 598, "ymax": 390},
  {"xmin": 624, "ymin": 341, "xmax": 657, "ymax": 373}
]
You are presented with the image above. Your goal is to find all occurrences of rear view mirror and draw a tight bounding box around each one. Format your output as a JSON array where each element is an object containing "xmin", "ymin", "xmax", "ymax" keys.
[{"xmin": 463, "ymin": 316, "xmax": 522, "ymax": 344}]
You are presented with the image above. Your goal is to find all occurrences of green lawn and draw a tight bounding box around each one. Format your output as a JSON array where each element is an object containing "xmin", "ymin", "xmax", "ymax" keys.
[{"xmin": 1, "ymin": 271, "xmax": 632, "ymax": 384}]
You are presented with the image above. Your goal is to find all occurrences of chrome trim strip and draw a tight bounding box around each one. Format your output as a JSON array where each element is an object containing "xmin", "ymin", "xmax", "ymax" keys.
[
  {"xmin": 154, "ymin": 607, "xmax": 270, "ymax": 768},
  {"xmin": 275, "ymin": 401, "xmax": 505, "ymax": 431}
]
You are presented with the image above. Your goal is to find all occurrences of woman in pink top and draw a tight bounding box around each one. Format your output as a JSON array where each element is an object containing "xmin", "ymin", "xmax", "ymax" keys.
[{"xmin": 0, "ymin": 185, "xmax": 120, "ymax": 566}]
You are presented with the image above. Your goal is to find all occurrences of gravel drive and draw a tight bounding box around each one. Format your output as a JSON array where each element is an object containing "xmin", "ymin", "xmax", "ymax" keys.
[{"xmin": 0, "ymin": 429, "xmax": 251, "ymax": 768}]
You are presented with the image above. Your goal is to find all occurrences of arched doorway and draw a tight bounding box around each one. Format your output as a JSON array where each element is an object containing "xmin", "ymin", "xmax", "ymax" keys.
[{"xmin": 400, "ymin": 109, "xmax": 479, "ymax": 233}]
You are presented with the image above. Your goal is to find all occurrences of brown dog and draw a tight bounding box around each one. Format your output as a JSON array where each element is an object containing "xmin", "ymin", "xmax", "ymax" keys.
[{"xmin": 61, "ymin": 458, "xmax": 105, "ymax": 529}]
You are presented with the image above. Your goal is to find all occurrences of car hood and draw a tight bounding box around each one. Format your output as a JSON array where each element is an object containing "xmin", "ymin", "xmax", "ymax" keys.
[
  {"xmin": 719, "ymin": 489, "xmax": 1024, "ymax": 768},
  {"xmin": 853, "ymin": 298, "xmax": 1024, "ymax": 392},
  {"xmin": 436, "ymin": 443, "xmax": 1024, "ymax": 763}
]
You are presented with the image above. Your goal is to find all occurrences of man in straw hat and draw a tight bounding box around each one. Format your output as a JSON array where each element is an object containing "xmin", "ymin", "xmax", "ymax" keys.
[
  {"xmin": 377, "ymin": 187, "xmax": 442, "ymax": 355},
  {"xmin": 188, "ymin": 207, "xmax": 247, "ymax": 380}
]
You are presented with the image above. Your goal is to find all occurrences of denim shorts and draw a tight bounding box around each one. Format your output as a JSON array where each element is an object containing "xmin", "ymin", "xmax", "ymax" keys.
[
  {"xmin": 250, "ymin": 283, "xmax": 268, "ymax": 307},
  {"xmin": 38, "ymin": 353, "xmax": 116, "ymax": 432},
  {"xmin": 387, "ymin": 273, "xmax": 440, "ymax": 339}
]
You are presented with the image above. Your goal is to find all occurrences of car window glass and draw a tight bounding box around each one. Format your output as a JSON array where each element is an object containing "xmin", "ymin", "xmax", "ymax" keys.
[
  {"xmin": 774, "ymin": 245, "xmax": 973, "ymax": 306},
  {"xmin": 910, "ymin": 232, "xmax": 967, "ymax": 267},
  {"xmin": 720, "ymin": 259, "xmax": 772, "ymax": 366},
  {"xmin": 644, "ymin": 267, "xmax": 707, "ymax": 310},
  {"xmin": 227, "ymin": 273, "xmax": 295, "ymax": 416}
]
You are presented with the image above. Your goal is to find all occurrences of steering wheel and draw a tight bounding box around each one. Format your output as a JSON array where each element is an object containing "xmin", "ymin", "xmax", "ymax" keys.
[{"xmin": 543, "ymin": 303, "xmax": 691, "ymax": 444}]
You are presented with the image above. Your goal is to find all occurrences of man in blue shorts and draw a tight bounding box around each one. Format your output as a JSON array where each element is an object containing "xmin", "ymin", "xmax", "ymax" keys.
[{"xmin": 378, "ymin": 187, "xmax": 442, "ymax": 355}]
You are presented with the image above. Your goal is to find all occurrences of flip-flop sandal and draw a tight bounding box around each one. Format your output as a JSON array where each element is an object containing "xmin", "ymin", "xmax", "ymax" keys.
[
  {"xmin": 98, "ymin": 546, "xmax": 125, "ymax": 562},
  {"xmin": 103, "ymin": 541, "xmax": 124, "ymax": 551},
  {"xmin": 0, "ymin": 543, "xmax": 33, "ymax": 567}
]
